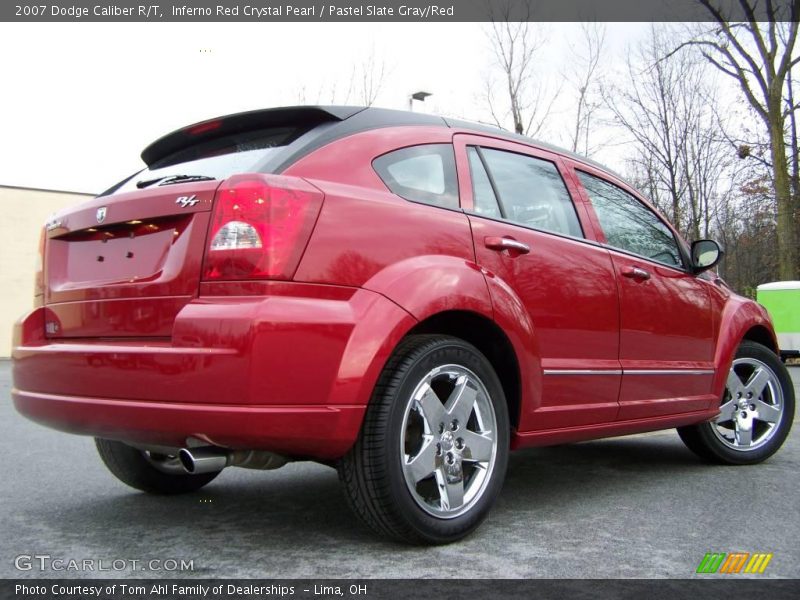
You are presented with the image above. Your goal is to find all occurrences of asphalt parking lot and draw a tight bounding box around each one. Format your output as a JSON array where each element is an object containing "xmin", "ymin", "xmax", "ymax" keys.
[{"xmin": 1, "ymin": 360, "xmax": 798, "ymax": 579}]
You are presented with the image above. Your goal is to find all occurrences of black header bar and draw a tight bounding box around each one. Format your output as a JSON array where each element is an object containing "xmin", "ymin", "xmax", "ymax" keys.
[
  {"xmin": 3, "ymin": 0, "xmax": 799, "ymax": 23},
  {"xmin": 3, "ymin": 579, "xmax": 800, "ymax": 600}
]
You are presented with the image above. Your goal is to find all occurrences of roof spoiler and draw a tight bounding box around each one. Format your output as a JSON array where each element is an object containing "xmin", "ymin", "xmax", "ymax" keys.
[{"xmin": 140, "ymin": 106, "xmax": 365, "ymax": 166}]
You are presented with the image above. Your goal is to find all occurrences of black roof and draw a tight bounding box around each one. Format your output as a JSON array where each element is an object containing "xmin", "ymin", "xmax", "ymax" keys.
[{"xmin": 141, "ymin": 105, "xmax": 623, "ymax": 182}]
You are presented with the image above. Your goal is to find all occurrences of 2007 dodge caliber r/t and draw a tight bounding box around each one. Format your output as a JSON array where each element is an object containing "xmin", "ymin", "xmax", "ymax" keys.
[{"xmin": 12, "ymin": 106, "xmax": 795, "ymax": 544}]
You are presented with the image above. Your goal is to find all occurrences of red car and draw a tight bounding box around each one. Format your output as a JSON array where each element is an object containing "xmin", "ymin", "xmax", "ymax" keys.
[{"xmin": 12, "ymin": 106, "xmax": 795, "ymax": 544}]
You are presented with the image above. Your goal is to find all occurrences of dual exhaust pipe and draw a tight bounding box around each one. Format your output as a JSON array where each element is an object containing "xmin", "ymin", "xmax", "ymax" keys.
[{"xmin": 178, "ymin": 447, "xmax": 287, "ymax": 474}]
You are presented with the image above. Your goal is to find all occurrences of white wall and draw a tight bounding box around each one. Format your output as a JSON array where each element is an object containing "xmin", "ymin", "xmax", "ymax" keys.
[{"xmin": 0, "ymin": 186, "xmax": 94, "ymax": 357}]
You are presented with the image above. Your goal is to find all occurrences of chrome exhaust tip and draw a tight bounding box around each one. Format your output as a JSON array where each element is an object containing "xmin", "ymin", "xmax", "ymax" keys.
[{"xmin": 178, "ymin": 447, "xmax": 230, "ymax": 474}]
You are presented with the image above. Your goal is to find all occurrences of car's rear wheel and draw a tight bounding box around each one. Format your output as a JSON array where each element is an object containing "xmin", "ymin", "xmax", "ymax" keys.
[
  {"xmin": 338, "ymin": 335, "xmax": 509, "ymax": 544},
  {"xmin": 95, "ymin": 439, "xmax": 221, "ymax": 494},
  {"xmin": 677, "ymin": 341, "xmax": 795, "ymax": 465}
]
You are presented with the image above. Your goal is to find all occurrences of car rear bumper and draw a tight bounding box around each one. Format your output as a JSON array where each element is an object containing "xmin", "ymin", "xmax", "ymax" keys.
[
  {"xmin": 12, "ymin": 388, "xmax": 364, "ymax": 459},
  {"xmin": 11, "ymin": 282, "xmax": 416, "ymax": 460}
]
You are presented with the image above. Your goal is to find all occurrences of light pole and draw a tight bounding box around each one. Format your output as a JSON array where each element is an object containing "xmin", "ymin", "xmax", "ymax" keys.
[{"xmin": 408, "ymin": 91, "xmax": 432, "ymax": 111}]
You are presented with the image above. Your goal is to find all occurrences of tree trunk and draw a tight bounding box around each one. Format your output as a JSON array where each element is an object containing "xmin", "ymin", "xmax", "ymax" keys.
[
  {"xmin": 768, "ymin": 106, "xmax": 799, "ymax": 280},
  {"xmin": 788, "ymin": 69, "xmax": 800, "ymax": 279}
]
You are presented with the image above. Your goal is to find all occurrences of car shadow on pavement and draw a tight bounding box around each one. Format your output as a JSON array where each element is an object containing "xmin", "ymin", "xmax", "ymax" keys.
[
  {"xmin": 23, "ymin": 433, "xmax": 721, "ymax": 560},
  {"xmin": 502, "ymin": 433, "xmax": 713, "ymax": 501}
]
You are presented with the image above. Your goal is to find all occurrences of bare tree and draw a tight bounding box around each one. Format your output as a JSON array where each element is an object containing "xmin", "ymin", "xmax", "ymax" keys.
[
  {"xmin": 787, "ymin": 55, "xmax": 800, "ymax": 218},
  {"xmin": 296, "ymin": 47, "xmax": 387, "ymax": 107},
  {"xmin": 483, "ymin": 1, "xmax": 560, "ymax": 136},
  {"xmin": 693, "ymin": 98, "xmax": 784, "ymax": 292},
  {"xmin": 355, "ymin": 46, "xmax": 387, "ymax": 106},
  {"xmin": 568, "ymin": 23, "xmax": 606, "ymax": 156},
  {"xmin": 680, "ymin": 0, "xmax": 799, "ymax": 280},
  {"xmin": 605, "ymin": 26, "xmax": 707, "ymax": 234},
  {"xmin": 715, "ymin": 175, "xmax": 780, "ymax": 295},
  {"xmin": 680, "ymin": 103, "xmax": 740, "ymax": 239},
  {"xmin": 297, "ymin": 74, "xmax": 355, "ymax": 105}
]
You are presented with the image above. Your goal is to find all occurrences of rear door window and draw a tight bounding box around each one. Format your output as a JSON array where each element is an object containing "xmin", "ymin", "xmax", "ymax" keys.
[
  {"xmin": 477, "ymin": 148, "xmax": 583, "ymax": 238},
  {"xmin": 373, "ymin": 144, "xmax": 459, "ymax": 209},
  {"xmin": 466, "ymin": 147, "xmax": 502, "ymax": 219}
]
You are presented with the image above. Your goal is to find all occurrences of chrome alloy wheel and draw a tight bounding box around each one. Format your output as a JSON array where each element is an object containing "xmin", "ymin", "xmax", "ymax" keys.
[
  {"xmin": 712, "ymin": 357, "xmax": 785, "ymax": 451},
  {"xmin": 400, "ymin": 364, "xmax": 498, "ymax": 519}
]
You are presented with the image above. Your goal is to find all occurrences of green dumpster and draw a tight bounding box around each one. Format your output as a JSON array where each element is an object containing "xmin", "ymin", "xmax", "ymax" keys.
[{"xmin": 756, "ymin": 281, "xmax": 800, "ymax": 360}]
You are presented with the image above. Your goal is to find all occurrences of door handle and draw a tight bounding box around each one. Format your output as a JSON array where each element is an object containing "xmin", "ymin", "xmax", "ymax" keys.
[
  {"xmin": 622, "ymin": 266, "xmax": 651, "ymax": 281},
  {"xmin": 484, "ymin": 236, "xmax": 530, "ymax": 255}
]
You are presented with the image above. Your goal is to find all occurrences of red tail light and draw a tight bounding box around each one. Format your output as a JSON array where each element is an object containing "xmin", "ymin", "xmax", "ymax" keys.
[{"xmin": 202, "ymin": 174, "xmax": 324, "ymax": 281}]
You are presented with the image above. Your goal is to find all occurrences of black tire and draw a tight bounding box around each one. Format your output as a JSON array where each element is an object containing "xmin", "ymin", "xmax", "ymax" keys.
[
  {"xmin": 338, "ymin": 334, "xmax": 510, "ymax": 544},
  {"xmin": 677, "ymin": 341, "xmax": 795, "ymax": 465},
  {"xmin": 95, "ymin": 439, "xmax": 221, "ymax": 494}
]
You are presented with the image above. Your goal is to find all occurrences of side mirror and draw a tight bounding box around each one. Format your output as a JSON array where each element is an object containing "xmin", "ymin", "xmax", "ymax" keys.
[{"xmin": 691, "ymin": 239, "xmax": 723, "ymax": 273}]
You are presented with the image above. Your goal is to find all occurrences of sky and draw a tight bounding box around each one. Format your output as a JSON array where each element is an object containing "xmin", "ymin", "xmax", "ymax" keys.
[{"xmin": 0, "ymin": 21, "xmax": 654, "ymax": 193}]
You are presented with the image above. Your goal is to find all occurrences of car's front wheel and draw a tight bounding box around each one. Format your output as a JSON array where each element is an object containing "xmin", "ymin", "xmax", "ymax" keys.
[
  {"xmin": 339, "ymin": 335, "xmax": 509, "ymax": 544},
  {"xmin": 677, "ymin": 340, "xmax": 795, "ymax": 465}
]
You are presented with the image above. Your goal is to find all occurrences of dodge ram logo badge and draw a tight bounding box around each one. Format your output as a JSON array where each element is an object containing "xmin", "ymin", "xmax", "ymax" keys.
[
  {"xmin": 175, "ymin": 195, "xmax": 199, "ymax": 208},
  {"xmin": 96, "ymin": 207, "xmax": 107, "ymax": 223}
]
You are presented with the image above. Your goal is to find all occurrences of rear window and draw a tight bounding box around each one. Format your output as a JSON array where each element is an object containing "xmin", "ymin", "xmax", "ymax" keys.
[{"xmin": 106, "ymin": 126, "xmax": 309, "ymax": 196}]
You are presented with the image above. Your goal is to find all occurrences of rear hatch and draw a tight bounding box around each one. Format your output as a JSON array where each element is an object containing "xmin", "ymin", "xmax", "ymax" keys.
[
  {"xmin": 42, "ymin": 106, "xmax": 359, "ymax": 339},
  {"xmin": 44, "ymin": 182, "xmax": 217, "ymax": 338}
]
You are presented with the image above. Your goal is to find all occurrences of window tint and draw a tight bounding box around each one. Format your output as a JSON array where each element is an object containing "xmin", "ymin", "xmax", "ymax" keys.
[
  {"xmin": 578, "ymin": 171, "xmax": 683, "ymax": 267},
  {"xmin": 373, "ymin": 144, "xmax": 459, "ymax": 209},
  {"xmin": 480, "ymin": 148, "xmax": 583, "ymax": 238},
  {"xmin": 467, "ymin": 147, "xmax": 502, "ymax": 219}
]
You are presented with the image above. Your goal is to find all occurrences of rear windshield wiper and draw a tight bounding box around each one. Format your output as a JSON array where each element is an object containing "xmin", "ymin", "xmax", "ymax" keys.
[{"xmin": 136, "ymin": 174, "xmax": 216, "ymax": 189}]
